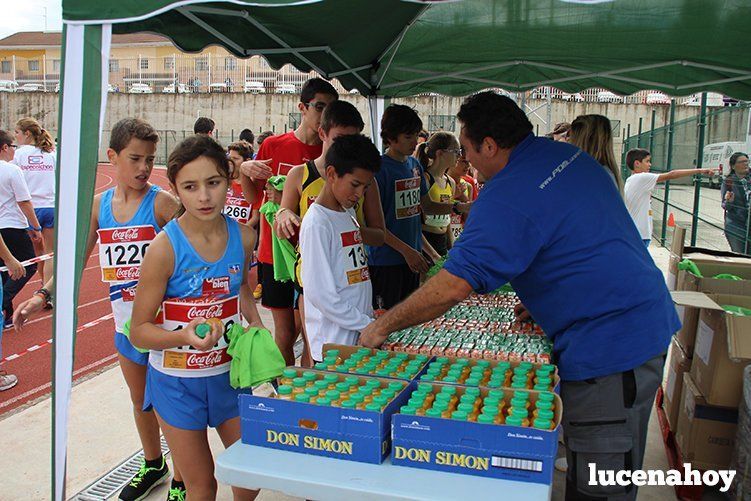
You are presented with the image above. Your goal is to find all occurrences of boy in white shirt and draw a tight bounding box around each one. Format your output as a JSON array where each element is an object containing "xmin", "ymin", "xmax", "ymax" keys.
[
  {"xmin": 299, "ymin": 134, "xmax": 381, "ymax": 361},
  {"xmin": 624, "ymin": 148, "xmax": 713, "ymax": 246}
]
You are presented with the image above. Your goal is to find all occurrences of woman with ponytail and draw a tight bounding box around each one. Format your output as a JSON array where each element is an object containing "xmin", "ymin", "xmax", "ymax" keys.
[{"xmin": 13, "ymin": 118, "xmax": 57, "ymax": 283}]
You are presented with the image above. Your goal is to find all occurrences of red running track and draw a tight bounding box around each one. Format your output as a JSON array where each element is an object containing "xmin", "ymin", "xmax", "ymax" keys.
[{"xmin": 0, "ymin": 164, "xmax": 172, "ymax": 415}]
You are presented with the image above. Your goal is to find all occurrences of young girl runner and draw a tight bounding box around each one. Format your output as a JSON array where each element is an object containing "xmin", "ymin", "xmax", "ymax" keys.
[
  {"xmin": 131, "ymin": 134, "xmax": 264, "ymax": 500},
  {"xmin": 13, "ymin": 118, "xmax": 56, "ymax": 284},
  {"xmin": 415, "ymin": 132, "xmax": 463, "ymax": 256}
]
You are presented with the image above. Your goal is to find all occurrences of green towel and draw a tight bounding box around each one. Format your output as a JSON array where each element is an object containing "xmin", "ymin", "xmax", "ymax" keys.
[
  {"xmin": 259, "ymin": 199, "xmax": 297, "ymax": 283},
  {"xmin": 227, "ymin": 323, "xmax": 286, "ymax": 389},
  {"xmin": 678, "ymin": 258, "xmax": 703, "ymax": 278},
  {"xmin": 122, "ymin": 319, "xmax": 149, "ymax": 354}
]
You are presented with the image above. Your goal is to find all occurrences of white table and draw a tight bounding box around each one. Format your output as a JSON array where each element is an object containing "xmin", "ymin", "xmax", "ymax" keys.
[{"xmin": 216, "ymin": 443, "xmax": 552, "ymax": 500}]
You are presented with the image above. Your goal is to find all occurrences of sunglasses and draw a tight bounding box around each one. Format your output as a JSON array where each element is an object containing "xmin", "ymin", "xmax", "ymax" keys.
[
  {"xmin": 445, "ymin": 148, "xmax": 462, "ymax": 155},
  {"xmin": 304, "ymin": 100, "xmax": 328, "ymax": 113}
]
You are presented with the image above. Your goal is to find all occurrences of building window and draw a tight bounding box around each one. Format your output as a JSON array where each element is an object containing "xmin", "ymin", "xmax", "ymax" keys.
[
  {"xmin": 1, "ymin": 61, "xmax": 11, "ymax": 73},
  {"xmin": 139, "ymin": 58, "xmax": 149, "ymax": 70},
  {"xmin": 53, "ymin": 59, "xmax": 61, "ymax": 72},
  {"xmin": 164, "ymin": 56, "xmax": 174, "ymax": 70},
  {"xmin": 195, "ymin": 57, "xmax": 209, "ymax": 71},
  {"xmin": 109, "ymin": 59, "xmax": 119, "ymax": 73},
  {"xmin": 225, "ymin": 57, "xmax": 237, "ymax": 71},
  {"xmin": 28, "ymin": 60, "xmax": 39, "ymax": 72}
]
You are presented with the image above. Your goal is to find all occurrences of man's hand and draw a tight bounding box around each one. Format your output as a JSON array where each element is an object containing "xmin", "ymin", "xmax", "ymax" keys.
[
  {"xmin": 699, "ymin": 168, "xmax": 715, "ymax": 177},
  {"xmin": 240, "ymin": 159, "xmax": 272, "ymax": 181},
  {"xmin": 6, "ymin": 257, "xmax": 25, "ymax": 280},
  {"xmin": 514, "ymin": 302, "xmax": 532, "ymax": 322},
  {"xmin": 402, "ymin": 247, "xmax": 429, "ymax": 274},
  {"xmin": 274, "ymin": 208, "xmax": 301, "ymax": 239},
  {"xmin": 13, "ymin": 294, "xmax": 46, "ymax": 331},
  {"xmin": 359, "ymin": 321, "xmax": 387, "ymax": 348},
  {"xmin": 28, "ymin": 229, "xmax": 42, "ymax": 243}
]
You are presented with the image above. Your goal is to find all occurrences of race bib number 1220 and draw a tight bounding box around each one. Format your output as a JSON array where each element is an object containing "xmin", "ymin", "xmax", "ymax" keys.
[{"xmin": 98, "ymin": 225, "xmax": 157, "ymax": 282}]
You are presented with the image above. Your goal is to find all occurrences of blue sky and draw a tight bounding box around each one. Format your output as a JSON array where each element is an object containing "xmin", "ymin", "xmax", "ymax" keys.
[{"xmin": 1, "ymin": 0, "xmax": 63, "ymax": 40}]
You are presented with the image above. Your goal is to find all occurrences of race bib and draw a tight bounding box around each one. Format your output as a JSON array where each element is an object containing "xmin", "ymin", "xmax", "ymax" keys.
[
  {"xmin": 159, "ymin": 295, "xmax": 239, "ymax": 372},
  {"xmin": 450, "ymin": 213, "xmax": 464, "ymax": 241},
  {"xmin": 98, "ymin": 225, "xmax": 157, "ymax": 282},
  {"xmin": 395, "ymin": 177, "xmax": 421, "ymax": 219},
  {"xmin": 340, "ymin": 229, "xmax": 369, "ymax": 285},
  {"xmin": 224, "ymin": 194, "xmax": 250, "ymax": 224}
]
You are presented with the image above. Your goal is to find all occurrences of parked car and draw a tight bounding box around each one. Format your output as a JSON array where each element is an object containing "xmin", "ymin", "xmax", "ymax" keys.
[
  {"xmin": 243, "ymin": 80, "xmax": 265, "ymax": 93},
  {"xmin": 128, "ymin": 83, "xmax": 153, "ymax": 94},
  {"xmin": 0, "ymin": 80, "xmax": 18, "ymax": 92},
  {"xmin": 561, "ymin": 92, "xmax": 584, "ymax": 102},
  {"xmin": 19, "ymin": 83, "xmax": 45, "ymax": 92},
  {"xmin": 276, "ymin": 83, "xmax": 296, "ymax": 94},
  {"xmin": 597, "ymin": 90, "xmax": 622, "ymax": 103},
  {"xmin": 162, "ymin": 83, "xmax": 190, "ymax": 94},
  {"xmin": 645, "ymin": 91, "xmax": 670, "ymax": 105},
  {"xmin": 208, "ymin": 82, "xmax": 228, "ymax": 93}
]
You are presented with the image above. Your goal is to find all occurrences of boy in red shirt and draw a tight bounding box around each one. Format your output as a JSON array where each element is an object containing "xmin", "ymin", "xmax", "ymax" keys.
[{"xmin": 239, "ymin": 78, "xmax": 338, "ymax": 366}]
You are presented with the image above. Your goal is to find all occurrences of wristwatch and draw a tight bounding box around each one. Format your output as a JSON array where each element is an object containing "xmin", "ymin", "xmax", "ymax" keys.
[{"xmin": 34, "ymin": 287, "xmax": 53, "ymax": 308}]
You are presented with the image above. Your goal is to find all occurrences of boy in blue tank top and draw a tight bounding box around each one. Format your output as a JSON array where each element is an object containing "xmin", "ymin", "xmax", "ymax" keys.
[
  {"xmin": 14, "ymin": 119, "xmax": 186, "ymax": 500},
  {"xmin": 131, "ymin": 135, "xmax": 264, "ymax": 501}
]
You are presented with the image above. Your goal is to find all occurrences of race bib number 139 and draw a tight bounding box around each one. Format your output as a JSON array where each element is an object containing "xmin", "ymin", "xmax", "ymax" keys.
[{"xmin": 98, "ymin": 225, "xmax": 157, "ymax": 282}]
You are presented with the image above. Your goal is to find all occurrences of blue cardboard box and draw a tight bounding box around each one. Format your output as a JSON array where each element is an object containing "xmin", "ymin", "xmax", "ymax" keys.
[
  {"xmin": 240, "ymin": 369, "xmax": 413, "ymax": 464},
  {"xmin": 419, "ymin": 356, "xmax": 560, "ymax": 393},
  {"xmin": 318, "ymin": 343, "xmax": 433, "ymax": 381},
  {"xmin": 392, "ymin": 384, "xmax": 562, "ymax": 485}
]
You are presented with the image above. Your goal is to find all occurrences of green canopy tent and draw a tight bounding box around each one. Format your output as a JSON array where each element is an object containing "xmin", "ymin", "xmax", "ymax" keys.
[{"xmin": 55, "ymin": 0, "xmax": 750, "ymax": 498}]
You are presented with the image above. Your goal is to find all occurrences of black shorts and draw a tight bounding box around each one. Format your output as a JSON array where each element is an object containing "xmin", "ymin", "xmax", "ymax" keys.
[
  {"xmin": 423, "ymin": 230, "xmax": 449, "ymax": 257},
  {"xmin": 369, "ymin": 263, "xmax": 420, "ymax": 310},
  {"xmin": 259, "ymin": 262, "xmax": 295, "ymax": 309}
]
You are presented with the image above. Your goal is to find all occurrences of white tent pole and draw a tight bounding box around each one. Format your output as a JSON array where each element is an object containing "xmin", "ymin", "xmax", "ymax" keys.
[{"xmin": 368, "ymin": 96, "xmax": 385, "ymax": 153}]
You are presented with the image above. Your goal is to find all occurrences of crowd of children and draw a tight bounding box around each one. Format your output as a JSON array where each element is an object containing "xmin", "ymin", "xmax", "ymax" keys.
[{"xmin": 1, "ymin": 77, "xmax": 746, "ymax": 500}]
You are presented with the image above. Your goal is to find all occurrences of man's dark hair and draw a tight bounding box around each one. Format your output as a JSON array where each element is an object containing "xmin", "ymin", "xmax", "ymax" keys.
[
  {"xmin": 239, "ymin": 128, "xmax": 255, "ymax": 144},
  {"xmin": 325, "ymin": 134, "xmax": 381, "ymax": 177},
  {"xmin": 625, "ymin": 148, "xmax": 651, "ymax": 170},
  {"xmin": 300, "ymin": 77, "xmax": 338, "ymax": 104},
  {"xmin": 228, "ymin": 140, "xmax": 253, "ymax": 160},
  {"xmin": 730, "ymin": 151, "xmax": 749, "ymax": 167},
  {"xmin": 321, "ymin": 100, "xmax": 364, "ymax": 133},
  {"xmin": 0, "ymin": 130, "xmax": 13, "ymax": 147},
  {"xmin": 418, "ymin": 129, "xmax": 429, "ymax": 141},
  {"xmin": 193, "ymin": 117, "xmax": 215, "ymax": 135},
  {"xmin": 457, "ymin": 92, "xmax": 532, "ymax": 150},
  {"xmin": 380, "ymin": 104, "xmax": 423, "ymax": 144},
  {"xmin": 109, "ymin": 118, "xmax": 159, "ymax": 153},
  {"xmin": 257, "ymin": 130, "xmax": 273, "ymax": 146}
]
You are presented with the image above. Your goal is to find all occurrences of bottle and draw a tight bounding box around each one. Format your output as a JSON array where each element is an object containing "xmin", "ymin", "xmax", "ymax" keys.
[
  {"xmin": 294, "ymin": 393, "xmax": 311, "ymax": 403},
  {"xmin": 336, "ymin": 382, "xmax": 351, "ymax": 395},
  {"xmin": 304, "ymin": 387, "xmax": 319, "ymax": 399},
  {"xmin": 533, "ymin": 400, "xmax": 553, "ymax": 418},
  {"xmin": 341, "ymin": 399, "xmax": 357, "ymax": 410},
  {"xmin": 373, "ymin": 395, "xmax": 390, "ymax": 408},
  {"xmin": 276, "ymin": 385, "xmax": 293, "ymax": 400},
  {"xmin": 350, "ymin": 393, "xmax": 366, "ymax": 410},
  {"xmin": 477, "ymin": 413, "xmax": 495, "ymax": 425},
  {"xmin": 533, "ymin": 418, "xmax": 553, "ymax": 430},
  {"xmin": 280, "ymin": 368, "xmax": 297, "ymax": 386},
  {"xmin": 365, "ymin": 403, "xmax": 382, "ymax": 412},
  {"xmin": 451, "ymin": 410, "xmax": 469, "ymax": 421},
  {"xmin": 326, "ymin": 390, "xmax": 341, "ymax": 406},
  {"xmin": 536, "ymin": 409, "xmax": 555, "ymax": 422},
  {"xmin": 487, "ymin": 389, "xmax": 505, "ymax": 401},
  {"xmin": 425, "ymin": 407, "xmax": 442, "ymax": 418},
  {"xmin": 400, "ymin": 405, "xmax": 417, "ymax": 415},
  {"xmin": 316, "ymin": 397, "xmax": 332, "ymax": 406},
  {"xmin": 324, "ymin": 374, "xmax": 339, "ymax": 389},
  {"xmin": 465, "ymin": 376, "xmax": 482, "ymax": 387},
  {"xmin": 314, "ymin": 362, "xmax": 329, "ymax": 371},
  {"xmin": 314, "ymin": 380, "xmax": 329, "ymax": 396},
  {"xmin": 464, "ymin": 387, "xmax": 481, "ymax": 399},
  {"xmin": 510, "ymin": 397, "xmax": 530, "ymax": 411},
  {"xmin": 506, "ymin": 415, "xmax": 524, "ymax": 427},
  {"xmin": 292, "ymin": 377, "xmax": 307, "ymax": 395},
  {"xmin": 509, "ymin": 407, "xmax": 530, "ymax": 427},
  {"xmin": 302, "ymin": 371, "xmax": 318, "ymax": 384}
]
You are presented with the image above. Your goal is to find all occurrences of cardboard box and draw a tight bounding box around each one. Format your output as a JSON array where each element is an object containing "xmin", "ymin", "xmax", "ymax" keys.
[
  {"xmin": 671, "ymin": 290, "xmax": 726, "ymax": 357},
  {"xmin": 668, "ymin": 225, "xmax": 751, "ymax": 294},
  {"xmin": 663, "ymin": 338, "xmax": 691, "ymax": 430},
  {"xmin": 239, "ymin": 369, "xmax": 412, "ymax": 464},
  {"xmin": 689, "ymin": 293, "xmax": 751, "ymax": 408},
  {"xmin": 675, "ymin": 373, "xmax": 738, "ymax": 470},
  {"xmin": 392, "ymin": 383, "xmax": 562, "ymax": 485},
  {"xmin": 319, "ymin": 343, "xmax": 432, "ymax": 381},
  {"xmin": 419, "ymin": 356, "xmax": 561, "ymax": 394}
]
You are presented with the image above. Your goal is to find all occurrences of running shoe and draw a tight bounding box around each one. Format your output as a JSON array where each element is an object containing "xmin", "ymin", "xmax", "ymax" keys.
[
  {"xmin": 167, "ymin": 483, "xmax": 186, "ymax": 501},
  {"xmin": 253, "ymin": 283, "xmax": 262, "ymax": 300},
  {"xmin": 118, "ymin": 456, "xmax": 170, "ymax": 501},
  {"xmin": 0, "ymin": 371, "xmax": 18, "ymax": 391}
]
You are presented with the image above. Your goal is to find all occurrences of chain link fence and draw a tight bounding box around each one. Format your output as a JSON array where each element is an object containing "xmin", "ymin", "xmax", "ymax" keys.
[{"xmin": 622, "ymin": 104, "xmax": 750, "ymax": 254}]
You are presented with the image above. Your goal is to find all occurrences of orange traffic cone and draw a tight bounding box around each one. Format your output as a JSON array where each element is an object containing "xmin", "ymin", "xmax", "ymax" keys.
[{"xmin": 667, "ymin": 212, "xmax": 675, "ymax": 227}]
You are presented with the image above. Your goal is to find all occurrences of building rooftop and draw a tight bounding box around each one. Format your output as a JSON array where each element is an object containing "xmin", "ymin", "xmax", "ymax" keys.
[{"xmin": 0, "ymin": 31, "xmax": 172, "ymax": 49}]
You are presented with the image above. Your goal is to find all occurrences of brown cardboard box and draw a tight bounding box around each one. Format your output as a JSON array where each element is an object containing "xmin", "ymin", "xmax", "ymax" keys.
[
  {"xmin": 675, "ymin": 373, "xmax": 738, "ymax": 470},
  {"xmin": 671, "ymin": 291, "xmax": 724, "ymax": 357},
  {"xmin": 689, "ymin": 293, "xmax": 751, "ymax": 408},
  {"xmin": 663, "ymin": 338, "xmax": 691, "ymax": 431}
]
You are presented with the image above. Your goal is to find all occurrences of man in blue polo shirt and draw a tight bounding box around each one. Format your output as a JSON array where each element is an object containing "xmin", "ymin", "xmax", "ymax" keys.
[{"xmin": 361, "ymin": 91, "xmax": 679, "ymax": 500}]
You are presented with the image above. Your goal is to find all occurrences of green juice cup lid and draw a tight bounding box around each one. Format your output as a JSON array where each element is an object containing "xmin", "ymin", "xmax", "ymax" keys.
[
  {"xmin": 344, "ymin": 375, "xmax": 359, "ymax": 386},
  {"xmin": 506, "ymin": 415, "xmax": 523, "ymax": 426},
  {"xmin": 537, "ymin": 391, "xmax": 555, "ymax": 403},
  {"xmin": 451, "ymin": 410, "xmax": 469, "ymax": 421},
  {"xmin": 335, "ymin": 365, "xmax": 350, "ymax": 373},
  {"xmin": 436, "ymin": 356, "xmax": 449, "ymax": 364},
  {"xmin": 350, "ymin": 393, "xmax": 365, "ymax": 404},
  {"xmin": 316, "ymin": 397, "xmax": 332, "ymax": 406},
  {"xmin": 277, "ymin": 385, "xmax": 292, "ymax": 395},
  {"xmin": 388, "ymin": 381, "xmax": 404, "ymax": 391},
  {"xmin": 510, "ymin": 407, "xmax": 528, "ymax": 418},
  {"xmin": 415, "ymin": 354, "xmax": 429, "ymax": 362},
  {"xmin": 341, "ymin": 399, "xmax": 357, "ymax": 409},
  {"xmin": 457, "ymin": 403, "xmax": 474, "ymax": 414},
  {"xmin": 365, "ymin": 403, "xmax": 382, "ymax": 412},
  {"xmin": 302, "ymin": 371, "xmax": 318, "ymax": 382},
  {"xmin": 420, "ymin": 374, "xmax": 435, "ymax": 382},
  {"xmin": 440, "ymin": 386, "xmax": 457, "ymax": 395},
  {"xmin": 460, "ymin": 394, "xmax": 476, "ymax": 405},
  {"xmin": 314, "ymin": 380, "xmax": 329, "ymax": 390},
  {"xmin": 195, "ymin": 322, "xmax": 210, "ymax": 339},
  {"xmin": 365, "ymin": 379, "xmax": 382, "ymax": 389},
  {"xmin": 433, "ymin": 400, "xmax": 449, "ymax": 411},
  {"xmin": 455, "ymin": 358, "xmax": 470, "ymax": 366},
  {"xmin": 482, "ymin": 396, "xmax": 500, "ymax": 408},
  {"xmin": 480, "ymin": 405, "xmax": 499, "ymax": 416},
  {"xmin": 533, "ymin": 383, "xmax": 550, "ymax": 391},
  {"xmin": 513, "ymin": 366, "xmax": 529, "ymax": 376},
  {"xmin": 356, "ymin": 347, "xmax": 372, "ymax": 355},
  {"xmin": 394, "ymin": 352, "xmax": 409, "ymax": 360},
  {"xmin": 476, "ymin": 360, "xmax": 491, "ymax": 368},
  {"xmin": 282, "ymin": 368, "xmax": 297, "ymax": 379},
  {"xmin": 487, "ymin": 389, "xmax": 505, "ymax": 400},
  {"xmin": 313, "ymin": 362, "xmax": 329, "ymax": 370},
  {"xmin": 292, "ymin": 377, "xmax": 307, "ymax": 388},
  {"xmin": 324, "ymin": 349, "xmax": 340, "ymax": 357},
  {"xmin": 294, "ymin": 394, "xmax": 310, "ymax": 403},
  {"xmin": 519, "ymin": 361, "xmax": 534, "ymax": 370},
  {"xmin": 513, "ymin": 390, "xmax": 530, "ymax": 400},
  {"xmin": 304, "ymin": 387, "xmax": 319, "ymax": 397},
  {"xmin": 400, "ymin": 405, "xmax": 417, "ymax": 415},
  {"xmin": 464, "ymin": 387, "xmax": 481, "ymax": 397},
  {"xmin": 417, "ymin": 382, "xmax": 433, "ymax": 393},
  {"xmin": 323, "ymin": 374, "xmax": 339, "ymax": 383},
  {"xmin": 465, "ymin": 376, "xmax": 482, "ymax": 386},
  {"xmin": 535, "ymin": 400, "xmax": 553, "ymax": 412},
  {"xmin": 381, "ymin": 388, "xmax": 397, "ymax": 400},
  {"xmin": 511, "ymin": 381, "xmax": 527, "ymax": 389},
  {"xmin": 486, "ymin": 379, "xmax": 503, "ymax": 388},
  {"xmin": 533, "ymin": 418, "xmax": 552, "ymax": 429},
  {"xmin": 425, "ymin": 408, "xmax": 442, "ymax": 418},
  {"xmin": 323, "ymin": 356, "xmax": 338, "ymax": 365},
  {"xmin": 376, "ymin": 369, "xmax": 392, "ymax": 377},
  {"xmin": 478, "ymin": 413, "xmax": 495, "ymax": 424},
  {"xmin": 336, "ymin": 382, "xmax": 350, "ymax": 393},
  {"xmin": 443, "ymin": 376, "xmax": 459, "ymax": 383},
  {"xmin": 373, "ymin": 395, "xmax": 389, "ymax": 406},
  {"xmin": 325, "ymin": 390, "xmax": 341, "ymax": 400},
  {"xmin": 537, "ymin": 409, "xmax": 555, "ymax": 421}
]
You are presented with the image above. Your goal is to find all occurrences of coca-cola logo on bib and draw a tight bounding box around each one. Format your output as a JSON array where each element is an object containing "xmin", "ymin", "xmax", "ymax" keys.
[
  {"xmin": 111, "ymin": 228, "xmax": 140, "ymax": 241},
  {"xmin": 115, "ymin": 267, "xmax": 140, "ymax": 281},
  {"xmin": 187, "ymin": 304, "xmax": 224, "ymax": 319},
  {"xmin": 187, "ymin": 350, "xmax": 225, "ymax": 369}
]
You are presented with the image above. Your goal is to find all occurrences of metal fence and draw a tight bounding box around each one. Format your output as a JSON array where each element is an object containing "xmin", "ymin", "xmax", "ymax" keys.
[{"xmin": 622, "ymin": 102, "xmax": 750, "ymax": 254}]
